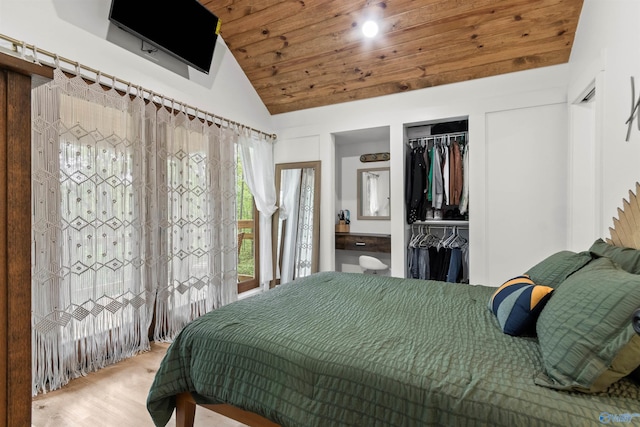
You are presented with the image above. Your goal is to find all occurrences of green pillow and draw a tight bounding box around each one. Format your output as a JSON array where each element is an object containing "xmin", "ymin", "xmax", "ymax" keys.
[
  {"xmin": 589, "ymin": 238, "xmax": 640, "ymax": 274},
  {"xmin": 535, "ymin": 257, "xmax": 640, "ymax": 393},
  {"xmin": 525, "ymin": 250, "xmax": 592, "ymax": 289}
]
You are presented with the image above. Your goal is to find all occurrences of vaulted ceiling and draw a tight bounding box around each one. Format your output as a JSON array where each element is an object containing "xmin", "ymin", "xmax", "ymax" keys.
[{"xmin": 202, "ymin": 0, "xmax": 584, "ymax": 115}]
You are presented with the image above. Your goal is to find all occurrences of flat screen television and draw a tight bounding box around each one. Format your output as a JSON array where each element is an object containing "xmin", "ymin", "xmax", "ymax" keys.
[{"xmin": 109, "ymin": 0, "xmax": 221, "ymax": 74}]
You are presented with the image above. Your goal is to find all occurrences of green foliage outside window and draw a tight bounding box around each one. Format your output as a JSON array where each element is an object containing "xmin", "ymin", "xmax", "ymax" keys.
[{"xmin": 236, "ymin": 152, "xmax": 255, "ymax": 279}]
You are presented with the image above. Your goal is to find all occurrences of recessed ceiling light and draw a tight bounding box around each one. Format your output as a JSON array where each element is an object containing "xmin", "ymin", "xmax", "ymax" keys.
[{"xmin": 362, "ymin": 20, "xmax": 379, "ymax": 38}]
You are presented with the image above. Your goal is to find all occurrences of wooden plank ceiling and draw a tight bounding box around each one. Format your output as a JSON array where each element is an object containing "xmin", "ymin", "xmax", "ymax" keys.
[{"xmin": 202, "ymin": 0, "xmax": 584, "ymax": 115}]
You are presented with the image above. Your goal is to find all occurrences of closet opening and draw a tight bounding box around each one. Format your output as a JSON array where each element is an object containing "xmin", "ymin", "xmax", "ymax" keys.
[{"xmin": 403, "ymin": 117, "xmax": 470, "ymax": 282}]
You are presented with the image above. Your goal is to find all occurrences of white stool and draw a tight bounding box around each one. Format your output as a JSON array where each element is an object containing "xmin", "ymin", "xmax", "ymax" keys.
[{"xmin": 359, "ymin": 255, "xmax": 388, "ymax": 274}]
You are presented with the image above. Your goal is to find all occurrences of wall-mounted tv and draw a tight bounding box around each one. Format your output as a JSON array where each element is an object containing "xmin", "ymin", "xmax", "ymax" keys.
[{"xmin": 109, "ymin": 0, "xmax": 221, "ymax": 74}]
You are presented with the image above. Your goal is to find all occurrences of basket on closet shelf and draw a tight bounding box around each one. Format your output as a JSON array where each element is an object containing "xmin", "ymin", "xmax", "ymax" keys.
[{"xmin": 336, "ymin": 220, "xmax": 350, "ymax": 233}]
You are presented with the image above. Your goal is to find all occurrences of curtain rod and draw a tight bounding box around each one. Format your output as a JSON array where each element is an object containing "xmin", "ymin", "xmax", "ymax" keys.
[{"xmin": 0, "ymin": 32, "xmax": 277, "ymax": 141}]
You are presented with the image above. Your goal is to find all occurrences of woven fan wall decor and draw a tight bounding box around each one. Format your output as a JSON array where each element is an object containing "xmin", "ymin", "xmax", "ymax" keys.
[{"xmin": 607, "ymin": 182, "xmax": 640, "ymax": 250}]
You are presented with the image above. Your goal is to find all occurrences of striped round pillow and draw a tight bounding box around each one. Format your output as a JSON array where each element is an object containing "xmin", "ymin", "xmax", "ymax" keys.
[{"xmin": 488, "ymin": 275, "xmax": 554, "ymax": 336}]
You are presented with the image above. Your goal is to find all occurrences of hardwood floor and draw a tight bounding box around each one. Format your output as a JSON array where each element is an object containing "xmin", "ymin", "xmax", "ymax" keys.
[{"xmin": 31, "ymin": 342, "xmax": 247, "ymax": 427}]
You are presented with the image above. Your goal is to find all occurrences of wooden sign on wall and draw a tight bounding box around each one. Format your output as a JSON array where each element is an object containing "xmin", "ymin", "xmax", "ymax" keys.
[{"xmin": 360, "ymin": 152, "xmax": 390, "ymax": 162}]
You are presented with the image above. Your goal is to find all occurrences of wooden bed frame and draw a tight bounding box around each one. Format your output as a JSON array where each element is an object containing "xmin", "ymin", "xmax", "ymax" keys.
[{"xmin": 175, "ymin": 392, "xmax": 280, "ymax": 427}]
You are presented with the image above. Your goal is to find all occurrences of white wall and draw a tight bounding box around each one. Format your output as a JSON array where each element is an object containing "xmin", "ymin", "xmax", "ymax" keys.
[
  {"xmin": 0, "ymin": 0, "xmax": 273, "ymax": 134},
  {"xmin": 568, "ymin": 0, "xmax": 640, "ymax": 243},
  {"xmin": 485, "ymin": 103, "xmax": 568, "ymax": 281},
  {"xmin": 335, "ymin": 139, "xmax": 390, "ymax": 235},
  {"xmin": 273, "ymin": 66, "xmax": 570, "ymax": 286},
  {"xmin": 568, "ymin": 101, "xmax": 597, "ymax": 250}
]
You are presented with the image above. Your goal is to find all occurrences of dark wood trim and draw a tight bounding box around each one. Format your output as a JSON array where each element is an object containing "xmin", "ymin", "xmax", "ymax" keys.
[
  {"xmin": 0, "ymin": 67, "xmax": 7, "ymax": 427},
  {"xmin": 0, "ymin": 51, "xmax": 53, "ymax": 80},
  {"xmin": 0, "ymin": 67, "xmax": 33, "ymax": 427}
]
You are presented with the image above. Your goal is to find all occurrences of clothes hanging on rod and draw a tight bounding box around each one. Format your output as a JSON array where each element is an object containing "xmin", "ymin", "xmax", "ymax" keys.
[
  {"xmin": 459, "ymin": 144, "xmax": 469, "ymax": 215},
  {"xmin": 405, "ymin": 132, "xmax": 468, "ymax": 223},
  {"xmin": 449, "ymin": 138, "xmax": 463, "ymax": 205},
  {"xmin": 407, "ymin": 225, "xmax": 469, "ymax": 283},
  {"xmin": 406, "ymin": 145, "xmax": 428, "ymax": 223}
]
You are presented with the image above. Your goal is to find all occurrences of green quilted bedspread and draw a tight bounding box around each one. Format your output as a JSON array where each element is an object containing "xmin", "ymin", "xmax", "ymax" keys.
[{"xmin": 147, "ymin": 272, "xmax": 640, "ymax": 426}]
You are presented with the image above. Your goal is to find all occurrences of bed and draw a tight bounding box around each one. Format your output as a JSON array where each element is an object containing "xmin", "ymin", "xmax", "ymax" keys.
[{"xmin": 147, "ymin": 187, "xmax": 640, "ymax": 427}]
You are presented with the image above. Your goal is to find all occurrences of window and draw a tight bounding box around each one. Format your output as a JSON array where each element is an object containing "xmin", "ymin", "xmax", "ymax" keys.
[{"xmin": 236, "ymin": 149, "xmax": 259, "ymax": 293}]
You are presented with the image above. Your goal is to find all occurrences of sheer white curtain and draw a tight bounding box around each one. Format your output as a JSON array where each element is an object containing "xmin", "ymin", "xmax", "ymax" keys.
[
  {"xmin": 153, "ymin": 105, "xmax": 238, "ymax": 340},
  {"xmin": 31, "ymin": 69, "xmax": 238, "ymax": 394},
  {"xmin": 278, "ymin": 168, "xmax": 301, "ymax": 284},
  {"xmin": 238, "ymin": 130, "xmax": 277, "ymax": 290},
  {"xmin": 367, "ymin": 173, "xmax": 380, "ymax": 216},
  {"xmin": 31, "ymin": 69, "xmax": 155, "ymax": 394}
]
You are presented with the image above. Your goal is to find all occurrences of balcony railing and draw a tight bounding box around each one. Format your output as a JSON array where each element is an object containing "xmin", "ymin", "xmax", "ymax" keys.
[{"xmin": 237, "ymin": 219, "xmax": 255, "ymax": 284}]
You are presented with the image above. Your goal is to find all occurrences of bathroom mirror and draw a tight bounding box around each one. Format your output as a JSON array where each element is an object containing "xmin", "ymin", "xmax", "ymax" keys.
[
  {"xmin": 272, "ymin": 161, "xmax": 321, "ymax": 286},
  {"xmin": 357, "ymin": 167, "xmax": 390, "ymax": 220}
]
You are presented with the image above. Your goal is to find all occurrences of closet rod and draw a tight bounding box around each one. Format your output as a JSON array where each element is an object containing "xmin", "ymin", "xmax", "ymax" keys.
[
  {"xmin": 411, "ymin": 222, "xmax": 469, "ymax": 229},
  {"xmin": 407, "ymin": 132, "xmax": 468, "ymax": 145},
  {"xmin": 0, "ymin": 32, "xmax": 277, "ymax": 141}
]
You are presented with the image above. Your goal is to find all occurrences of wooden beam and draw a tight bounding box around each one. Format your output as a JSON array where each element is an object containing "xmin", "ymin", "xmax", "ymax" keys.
[
  {"xmin": 0, "ymin": 67, "xmax": 33, "ymax": 427},
  {"xmin": 0, "ymin": 67, "xmax": 7, "ymax": 427},
  {"xmin": 0, "ymin": 51, "xmax": 53, "ymax": 81}
]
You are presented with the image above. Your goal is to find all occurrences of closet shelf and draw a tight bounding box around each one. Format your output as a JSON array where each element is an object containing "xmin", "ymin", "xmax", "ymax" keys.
[{"xmin": 411, "ymin": 220, "xmax": 469, "ymax": 227}]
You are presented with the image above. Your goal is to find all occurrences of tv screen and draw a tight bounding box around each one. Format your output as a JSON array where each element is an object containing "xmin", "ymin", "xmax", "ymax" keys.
[{"xmin": 109, "ymin": 0, "xmax": 221, "ymax": 74}]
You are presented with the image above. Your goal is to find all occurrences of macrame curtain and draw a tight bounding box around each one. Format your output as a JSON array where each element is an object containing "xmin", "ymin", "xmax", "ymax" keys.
[
  {"xmin": 294, "ymin": 167, "xmax": 315, "ymax": 278},
  {"xmin": 153, "ymin": 103, "xmax": 238, "ymax": 341},
  {"xmin": 31, "ymin": 69, "xmax": 237, "ymax": 395}
]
